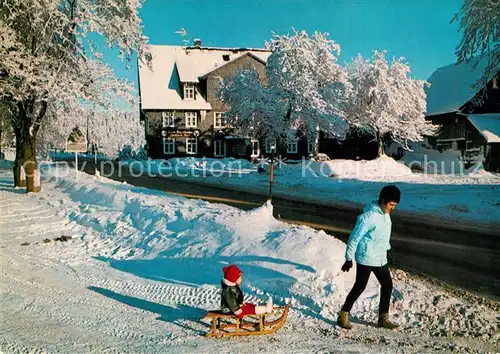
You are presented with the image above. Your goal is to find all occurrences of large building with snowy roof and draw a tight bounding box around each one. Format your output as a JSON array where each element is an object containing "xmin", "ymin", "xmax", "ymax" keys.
[
  {"xmin": 138, "ymin": 41, "xmax": 271, "ymax": 159},
  {"xmin": 425, "ymin": 57, "xmax": 500, "ymax": 171}
]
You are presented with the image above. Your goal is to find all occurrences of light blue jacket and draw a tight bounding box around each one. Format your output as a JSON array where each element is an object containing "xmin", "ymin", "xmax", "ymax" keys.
[{"xmin": 345, "ymin": 202, "xmax": 392, "ymax": 267}]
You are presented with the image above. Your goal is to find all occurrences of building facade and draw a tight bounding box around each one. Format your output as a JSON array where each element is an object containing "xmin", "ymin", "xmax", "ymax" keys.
[
  {"xmin": 138, "ymin": 42, "xmax": 318, "ymax": 161},
  {"xmin": 425, "ymin": 58, "xmax": 500, "ymax": 171}
]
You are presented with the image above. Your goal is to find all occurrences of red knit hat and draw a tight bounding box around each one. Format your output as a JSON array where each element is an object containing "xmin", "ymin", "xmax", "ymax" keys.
[{"xmin": 223, "ymin": 265, "xmax": 242, "ymax": 283}]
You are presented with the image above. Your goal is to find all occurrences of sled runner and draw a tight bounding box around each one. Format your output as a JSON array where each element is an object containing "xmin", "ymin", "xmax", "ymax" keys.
[{"xmin": 203, "ymin": 305, "xmax": 289, "ymax": 338}]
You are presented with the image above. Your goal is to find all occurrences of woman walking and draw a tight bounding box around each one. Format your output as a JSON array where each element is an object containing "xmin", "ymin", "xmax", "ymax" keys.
[{"xmin": 337, "ymin": 185, "xmax": 401, "ymax": 330}]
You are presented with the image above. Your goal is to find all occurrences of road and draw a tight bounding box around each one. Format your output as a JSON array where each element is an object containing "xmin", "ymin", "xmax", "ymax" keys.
[{"xmin": 61, "ymin": 159, "xmax": 500, "ymax": 300}]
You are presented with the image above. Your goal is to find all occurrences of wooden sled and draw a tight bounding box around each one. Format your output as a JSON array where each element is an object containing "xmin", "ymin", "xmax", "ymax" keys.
[{"xmin": 203, "ymin": 305, "xmax": 289, "ymax": 338}]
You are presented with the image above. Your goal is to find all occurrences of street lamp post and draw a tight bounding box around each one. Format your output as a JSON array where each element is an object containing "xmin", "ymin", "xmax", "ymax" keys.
[{"xmin": 268, "ymin": 144, "xmax": 275, "ymax": 201}]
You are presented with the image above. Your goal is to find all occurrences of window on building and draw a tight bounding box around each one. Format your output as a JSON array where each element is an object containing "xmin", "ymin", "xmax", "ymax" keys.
[
  {"xmin": 251, "ymin": 139, "xmax": 260, "ymax": 157},
  {"xmin": 163, "ymin": 138, "xmax": 175, "ymax": 155},
  {"xmin": 233, "ymin": 143, "xmax": 246, "ymax": 156},
  {"xmin": 436, "ymin": 140, "xmax": 454, "ymax": 152},
  {"xmin": 265, "ymin": 138, "xmax": 277, "ymax": 153},
  {"xmin": 214, "ymin": 140, "xmax": 226, "ymax": 157},
  {"xmin": 287, "ymin": 140, "xmax": 298, "ymax": 154},
  {"xmin": 184, "ymin": 84, "xmax": 195, "ymax": 100},
  {"xmin": 162, "ymin": 111, "xmax": 175, "ymax": 128},
  {"xmin": 308, "ymin": 140, "xmax": 314, "ymax": 154},
  {"xmin": 185, "ymin": 112, "xmax": 197, "ymax": 128},
  {"xmin": 186, "ymin": 138, "xmax": 198, "ymax": 155},
  {"xmin": 214, "ymin": 112, "xmax": 226, "ymax": 129}
]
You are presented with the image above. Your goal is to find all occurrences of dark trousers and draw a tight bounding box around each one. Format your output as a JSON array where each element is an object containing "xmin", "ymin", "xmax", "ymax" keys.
[{"xmin": 341, "ymin": 264, "xmax": 393, "ymax": 314}]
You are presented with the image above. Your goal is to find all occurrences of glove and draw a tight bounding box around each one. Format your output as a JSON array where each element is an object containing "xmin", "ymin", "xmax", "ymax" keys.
[
  {"xmin": 387, "ymin": 251, "xmax": 395, "ymax": 266},
  {"xmin": 341, "ymin": 260, "xmax": 353, "ymax": 272}
]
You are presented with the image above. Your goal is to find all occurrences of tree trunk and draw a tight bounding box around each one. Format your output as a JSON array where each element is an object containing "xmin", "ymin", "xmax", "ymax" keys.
[
  {"xmin": 13, "ymin": 129, "xmax": 26, "ymax": 188},
  {"xmin": 12, "ymin": 99, "xmax": 45, "ymax": 193},
  {"xmin": 376, "ymin": 131, "xmax": 385, "ymax": 158},
  {"xmin": 23, "ymin": 133, "xmax": 40, "ymax": 193},
  {"xmin": 377, "ymin": 139, "xmax": 385, "ymax": 157}
]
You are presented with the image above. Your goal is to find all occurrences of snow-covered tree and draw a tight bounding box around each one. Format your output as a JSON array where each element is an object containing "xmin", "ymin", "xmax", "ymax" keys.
[
  {"xmin": 219, "ymin": 30, "xmax": 350, "ymax": 154},
  {"xmin": 0, "ymin": 0, "xmax": 149, "ymax": 192},
  {"xmin": 218, "ymin": 69, "xmax": 288, "ymax": 141},
  {"xmin": 34, "ymin": 104, "xmax": 71, "ymax": 158},
  {"xmin": 345, "ymin": 50, "xmax": 439, "ymax": 157},
  {"xmin": 34, "ymin": 107, "xmax": 145, "ymax": 159},
  {"xmin": 86, "ymin": 110, "xmax": 145, "ymax": 158},
  {"xmin": 452, "ymin": 0, "xmax": 500, "ymax": 91}
]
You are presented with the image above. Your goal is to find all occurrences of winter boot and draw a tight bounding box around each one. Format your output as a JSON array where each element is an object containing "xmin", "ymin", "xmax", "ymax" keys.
[
  {"xmin": 266, "ymin": 296, "xmax": 273, "ymax": 313},
  {"xmin": 337, "ymin": 311, "xmax": 353, "ymax": 330},
  {"xmin": 378, "ymin": 313, "xmax": 399, "ymax": 330},
  {"xmin": 255, "ymin": 297, "xmax": 274, "ymax": 315}
]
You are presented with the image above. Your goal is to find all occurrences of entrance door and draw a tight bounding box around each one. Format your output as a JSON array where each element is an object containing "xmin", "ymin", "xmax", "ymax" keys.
[{"xmin": 214, "ymin": 140, "xmax": 226, "ymax": 157}]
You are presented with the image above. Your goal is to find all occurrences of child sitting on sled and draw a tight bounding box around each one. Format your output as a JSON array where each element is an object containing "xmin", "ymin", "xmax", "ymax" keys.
[{"xmin": 220, "ymin": 264, "xmax": 273, "ymax": 318}]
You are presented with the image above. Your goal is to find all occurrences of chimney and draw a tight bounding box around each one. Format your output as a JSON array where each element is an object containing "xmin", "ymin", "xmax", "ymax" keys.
[{"xmin": 194, "ymin": 38, "xmax": 202, "ymax": 48}]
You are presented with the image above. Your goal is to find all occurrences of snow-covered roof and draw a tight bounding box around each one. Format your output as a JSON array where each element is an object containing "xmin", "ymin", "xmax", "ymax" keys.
[
  {"xmin": 466, "ymin": 113, "xmax": 500, "ymax": 143},
  {"xmin": 425, "ymin": 56, "xmax": 490, "ymax": 117},
  {"xmin": 138, "ymin": 45, "xmax": 270, "ymax": 110},
  {"xmin": 198, "ymin": 52, "xmax": 267, "ymax": 78}
]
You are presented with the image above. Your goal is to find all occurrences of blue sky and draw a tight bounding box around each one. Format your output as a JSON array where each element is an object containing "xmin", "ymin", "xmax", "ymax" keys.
[{"xmin": 104, "ymin": 0, "xmax": 463, "ymax": 89}]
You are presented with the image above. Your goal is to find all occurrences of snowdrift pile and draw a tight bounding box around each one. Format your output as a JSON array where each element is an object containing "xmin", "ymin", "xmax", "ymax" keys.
[
  {"xmin": 387, "ymin": 142, "xmax": 467, "ymax": 174},
  {"xmin": 36, "ymin": 164, "xmax": 499, "ymax": 344},
  {"xmin": 323, "ymin": 156, "xmax": 412, "ymax": 179}
]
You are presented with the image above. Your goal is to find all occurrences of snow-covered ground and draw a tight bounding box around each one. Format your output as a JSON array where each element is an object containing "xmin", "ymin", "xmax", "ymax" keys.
[
  {"xmin": 120, "ymin": 155, "xmax": 500, "ymax": 227},
  {"xmin": 0, "ymin": 163, "xmax": 498, "ymax": 353}
]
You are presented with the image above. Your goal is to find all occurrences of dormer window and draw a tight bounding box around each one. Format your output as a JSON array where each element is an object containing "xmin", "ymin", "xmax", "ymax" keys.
[{"xmin": 184, "ymin": 83, "xmax": 195, "ymax": 100}]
